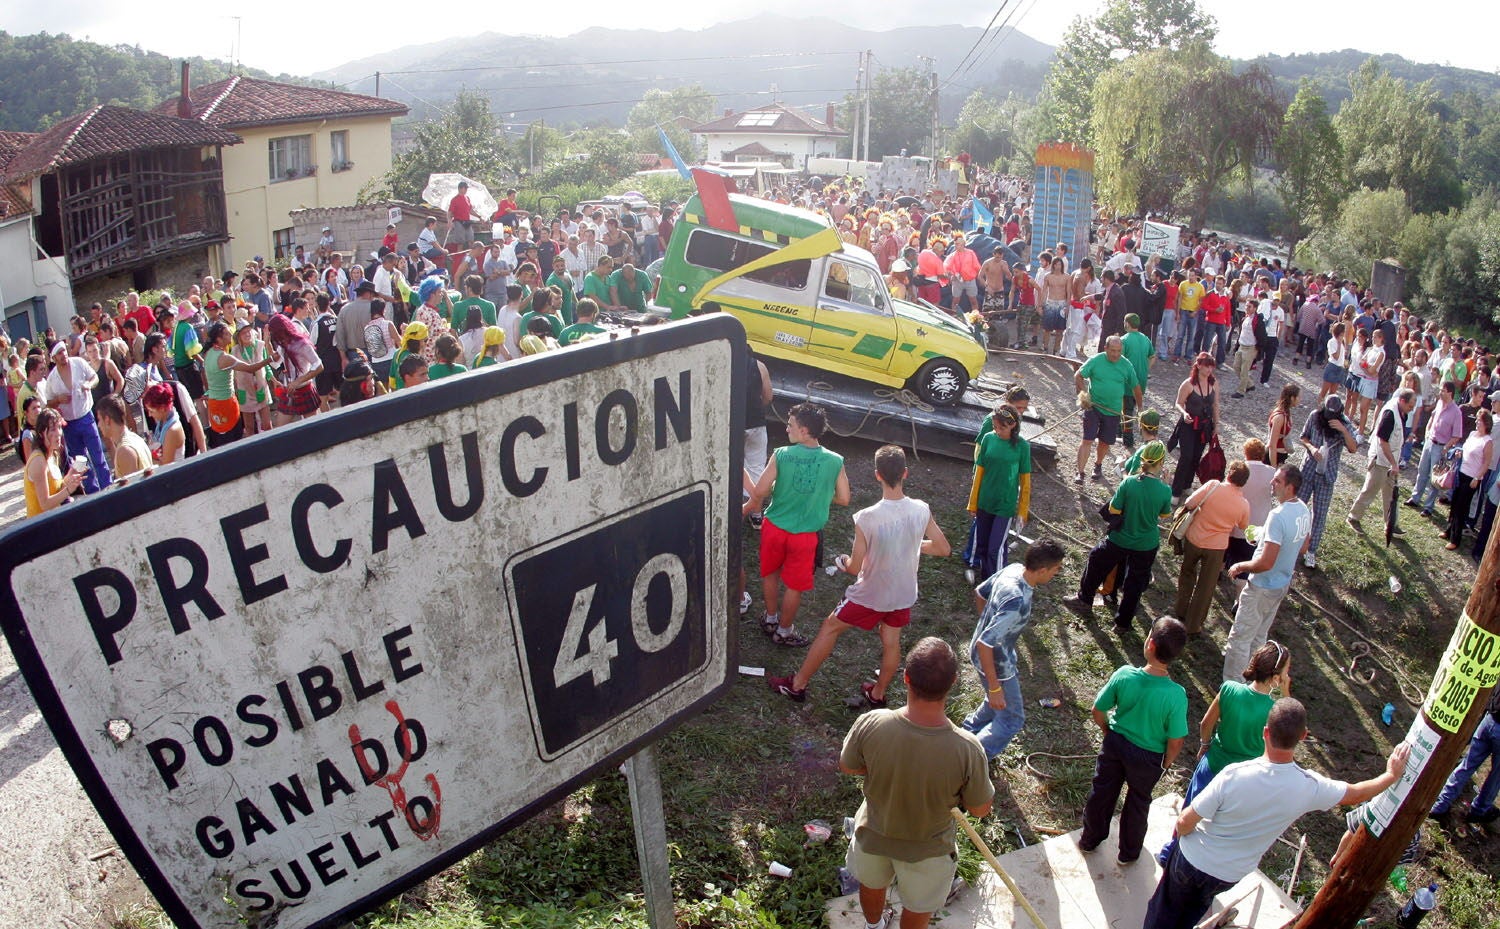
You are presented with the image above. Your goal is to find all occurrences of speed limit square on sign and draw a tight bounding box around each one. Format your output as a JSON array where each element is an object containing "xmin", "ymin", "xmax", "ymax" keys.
[
  {"xmin": 0, "ymin": 317, "xmax": 746, "ymax": 929},
  {"xmin": 508, "ymin": 485, "xmax": 709, "ymax": 758}
]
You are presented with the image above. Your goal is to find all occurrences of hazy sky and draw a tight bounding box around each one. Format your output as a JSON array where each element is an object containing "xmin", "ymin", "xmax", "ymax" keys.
[{"xmin": 12, "ymin": 1, "xmax": 1496, "ymax": 77}]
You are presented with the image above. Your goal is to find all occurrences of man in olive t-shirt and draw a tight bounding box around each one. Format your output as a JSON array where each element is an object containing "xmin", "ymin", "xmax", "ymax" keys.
[{"xmin": 840, "ymin": 638, "xmax": 994, "ymax": 929}]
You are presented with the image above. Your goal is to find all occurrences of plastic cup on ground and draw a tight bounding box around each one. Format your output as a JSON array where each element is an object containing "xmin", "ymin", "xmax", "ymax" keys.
[{"xmin": 768, "ymin": 861, "xmax": 793, "ymax": 878}]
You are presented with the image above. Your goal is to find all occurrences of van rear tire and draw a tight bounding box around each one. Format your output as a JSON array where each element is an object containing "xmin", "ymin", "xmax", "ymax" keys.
[{"xmin": 910, "ymin": 358, "xmax": 968, "ymax": 406}]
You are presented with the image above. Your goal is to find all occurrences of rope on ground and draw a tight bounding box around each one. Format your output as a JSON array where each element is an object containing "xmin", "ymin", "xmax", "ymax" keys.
[
  {"xmin": 1287, "ymin": 588, "xmax": 1427, "ymax": 707},
  {"xmin": 773, "ymin": 379, "xmax": 936, "ymax": 461},
  {"xmin": 1023, "ymin": 751, "xmax": 1097, "ymax": 780}
]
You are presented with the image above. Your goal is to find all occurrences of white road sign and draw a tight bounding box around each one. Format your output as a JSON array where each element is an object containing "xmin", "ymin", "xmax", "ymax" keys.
[
  {"xmin": 1140, "ymin": 220, "xmax": 1181, "ymax": 260},
  {"xmin": 0, "ymin": 317, "xmax": 746, "ymax": 929}
]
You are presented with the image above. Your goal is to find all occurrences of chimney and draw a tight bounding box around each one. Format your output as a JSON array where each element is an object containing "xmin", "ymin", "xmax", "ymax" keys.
[
  {"xmin": 724, "ymin": 108, "xmax": 733, "ymax": 118},
  {"xmin": 826, "ymin": 103, "xmax": 836, "ymax": 129},
  {"xmin": 178, "ymin": 61, "xmax": 193, "ymax": 119}
]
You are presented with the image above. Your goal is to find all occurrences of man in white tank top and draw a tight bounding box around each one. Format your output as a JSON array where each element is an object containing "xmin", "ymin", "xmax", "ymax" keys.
[{"xmin": 769, "ymin": 446, "xmax": 950, "ymax": 706}]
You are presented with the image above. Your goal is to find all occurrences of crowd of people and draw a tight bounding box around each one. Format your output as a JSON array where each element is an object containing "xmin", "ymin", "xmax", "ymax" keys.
[
  {"xmin": 5, "ymin": 202, "xmax": 665, "ymax": 517},
  {"xmin": 7, "ymin": 163, "xmax": 1495, "ymax": 929}
]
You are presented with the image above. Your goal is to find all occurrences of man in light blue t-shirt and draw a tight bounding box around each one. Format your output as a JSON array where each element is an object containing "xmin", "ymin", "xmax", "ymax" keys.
[{"xmin": 1221, "ymin": 464, "xmax": 1311, "ymax": 682}]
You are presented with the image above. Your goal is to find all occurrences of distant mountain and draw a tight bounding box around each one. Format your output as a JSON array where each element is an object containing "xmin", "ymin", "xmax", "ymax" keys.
[
  {"xmin": 313, "ymin": 15, "xmax": 1056, "ymax": 126},
  {"xmin": 1243, "ymin": 50, "xmax": 1500, "ymax": 106},
  {"xmin": 0, "ymin": 31, "xmax": 312, "ymax": 132}
]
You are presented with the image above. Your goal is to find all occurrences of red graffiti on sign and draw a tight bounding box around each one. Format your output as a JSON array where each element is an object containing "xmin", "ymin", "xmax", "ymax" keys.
[{"xmin": 349, "ymin": 699, "xmax": 443, "ymax": 840}]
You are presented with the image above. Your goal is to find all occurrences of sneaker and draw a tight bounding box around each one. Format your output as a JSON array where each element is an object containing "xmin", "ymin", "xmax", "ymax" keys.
[
  {"xmin": 1093, "ymin": 463, "xmax": 1104, "ymax": 480},
  {"xmin": 1102, "ymin": 591, "xmax": 1120, "ymax": 611},
  {"xmin": 773, "ymin": 628, "xmax": 811, "ymax": 648},
  {"xmin": 1420, "ymin": 509, "xmax": 1435, "ymax": 518},
  {"xmin": 1117, "ymin": 855, "xmax": 1139, "ymax": 866},
  {"xmin": 761, "ymin": 615, "xmax": 780, "ymax": 637},
  {"xmin": 1113, "ymin": 618, "xmax": 1134, "ymax": 636},
  {"xmin": 859, "ymin": 681, "xmax": 889, "ymax": 709},
  {"xmin": 1303, "ymin": 552, "xmax": 1317, "ymax": 569},
  {"xmin": 1061, "ymin": 596, "xmax": 1093, "ymax": 618},
  {"xmin": 1345, "ymin": 515, "xmax": 1362, "ymax": 531},
  {"xmin": 1075, "ymin": 471, "xmax": 1085, "ymax": 485},
  {"xmin": 1230, "ymin": 392, "xmax": 1245, "ymax": 399},
  {"xmin": 768, "ymin": 674, "xmax": 807, "ymax": 702},
  {"xmin": 747, "ymin": 511, "xmax": 764, "ymax": 530},
  {"xmin": 1403, "ymin": 498, "xmax": 1421, "ymax": 509},
  {"xmin": 1390, "ymin": 526, "xmax": 1406, "ymax": 537},
  {"xmin": 739, "ymin": 591, "xmax": 753, "ymax": 615},
  {"xmin": 1078, "ymin": 840, "xmax": 1100, "ymax": 854}
]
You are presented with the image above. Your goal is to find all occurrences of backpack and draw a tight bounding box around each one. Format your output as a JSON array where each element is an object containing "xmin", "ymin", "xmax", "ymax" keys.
[
  {"xmin": 364, "ymin": 320, "xmax": 390, "ymax": 360},
  {"xmin": 1251, "ymin": 308, "xmax": 1269, "ymax": 343}
]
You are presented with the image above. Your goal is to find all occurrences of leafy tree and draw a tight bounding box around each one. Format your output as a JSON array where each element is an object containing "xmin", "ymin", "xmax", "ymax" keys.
[
  {"xmin": 626, "ymin": 85, "xmax": 714, "ymax": 159},
  {"xmin": 949, "ymin": 90, "xmax": 1034, "ymax": 167},
  {"xmin": 1399, "ymin": 192, "xmax": 1500, "ymax": 328},
  {"xmin": 1091, "ymin": 43, "xmax": 1280, "ymax": 228},
  {"xmin": 1037, "ymin": 0, "xmax": 1217, "ymax": 145},
  {"xmin": 516, "ymin": 121, "xmax": 566, "ymax": 176},
  {"xmin": 841, "ymin": 67, "xmax": 931, "ymax": 159},
  {"xmin": 376, "ymin": 91, "xmax": 513, "ymax": 203},
  {"xmin": 1334, "ymin": 59, "xmax": 1462, "ymax": 214},
  {"xmin": 1297, "ymin": 186, "xmax": 1411, "ymax": 283},
  {"xmin": 533, "ymin": 128, "xmax": 638, "ymax": 190},
  {"xmin": 1272, "ymin": 79, "xmax": 1345, "ymax": 257},
  {"xmin": 1449, "ymin": 90, "xmax": 1500, "ymax": 193}
]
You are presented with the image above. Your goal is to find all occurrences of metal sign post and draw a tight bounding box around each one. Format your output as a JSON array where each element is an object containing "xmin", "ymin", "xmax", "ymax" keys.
[
  {"xmin": 623, "ymin": 746, "xmax": 676, "ymax": 929},
  {"xmin": 0, "ymin": 318, "xmax": 745, "ymax": 929}
]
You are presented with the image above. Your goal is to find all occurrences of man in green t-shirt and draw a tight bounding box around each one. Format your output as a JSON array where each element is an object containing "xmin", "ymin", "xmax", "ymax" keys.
[
  {"xmin": 558, "ymin": 298, "xmax": 607, "ymax": 346},
  {"xmin": 1119, "ymin": 314, "xmax": 1154, "ymax": 449},
  {"xmin": 746, "ymin": 403, "xmax": 850, "ymax": 648},
  {"xmin": 546, "ymin": 255, "xmax": 578, "ymax": 326},
  {"xmin": 1064, "ymin": 440, "xmax": 1173, "ymax": 631},
  {"xmin": 449, "ymin": 274, "xmax": 497, "ymax": 328},
  {"xmin": 1074, "ymin": 335, "xmax": 1142, "ymax": 483},
  {"xmin": 608, "ymin": 263, "xmax": 652, "ymax": 314},
  {"xmin": 1077, "ymin": 617, "xmax": 1188, "ymax": 866}
]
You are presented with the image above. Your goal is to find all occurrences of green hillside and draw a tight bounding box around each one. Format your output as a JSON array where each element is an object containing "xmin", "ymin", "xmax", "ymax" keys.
[{"xmin": 0, "ymin": 31, "xmax": 314, "ymax": 132}]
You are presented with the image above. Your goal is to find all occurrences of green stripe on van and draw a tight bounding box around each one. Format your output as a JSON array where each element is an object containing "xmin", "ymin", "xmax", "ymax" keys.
[
  {"xmin": 732, "ymin": 303, "xmax": 858, "ymax": 337},
  {"xmin": 853, "ymin": 334, "xmax": 895, "ymax": 360}
]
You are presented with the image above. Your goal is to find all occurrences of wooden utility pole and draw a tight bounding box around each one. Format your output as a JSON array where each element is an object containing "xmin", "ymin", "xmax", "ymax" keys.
[{"xmin": 1293, "ymin": 529, "xmax": 1500, "ymax": 927}]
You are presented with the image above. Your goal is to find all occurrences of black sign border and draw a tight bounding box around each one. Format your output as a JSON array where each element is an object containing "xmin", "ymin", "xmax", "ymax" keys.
[{"xmin": 0, "ymin": 316, "xmax": 747, "ymax": 929}]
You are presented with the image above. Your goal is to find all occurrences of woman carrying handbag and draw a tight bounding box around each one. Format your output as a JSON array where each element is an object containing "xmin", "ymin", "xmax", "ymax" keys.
[
  {"xmin": 1169, "ymin": 352, "xmax": 1221, "ymax": 504},
  {"xmin": 1167, "ymin": 462, "xmax": 1250, "ymax": 635}
]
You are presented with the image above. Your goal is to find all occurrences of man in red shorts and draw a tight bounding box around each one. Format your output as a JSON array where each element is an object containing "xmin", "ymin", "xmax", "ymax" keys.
[
  {"xmin": 769, "ymin": 445, "xmax": 948, "ymax": 705},
  {"xmin": 747, "ymin": 403, "xmax": 850, "ymax": 647}
]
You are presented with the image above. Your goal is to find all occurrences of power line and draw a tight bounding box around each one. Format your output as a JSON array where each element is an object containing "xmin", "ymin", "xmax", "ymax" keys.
[
  {"xmin": 953, "ymin": 0, "xmax": 1043, "ymax": 84},
  {"xmin": 455, "ymin": 63, "xmax": 825, "ymax": 96},
  {"xmin": 499, "ymin": 87, "xmax": 854, "ymax": 117},
  {"xmin": 944, "ymin": 1, "xmax": 1015, "ymax": 85}
]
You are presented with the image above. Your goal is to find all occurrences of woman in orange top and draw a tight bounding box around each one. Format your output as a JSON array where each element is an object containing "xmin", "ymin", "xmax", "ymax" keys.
[
  {"xmin": 1171, "ymin": 460, "xmax": 1251, "ymax": 634},
  {"xmin": 25, "ymin": 407, "xmax": 84, "ymax": 516}
]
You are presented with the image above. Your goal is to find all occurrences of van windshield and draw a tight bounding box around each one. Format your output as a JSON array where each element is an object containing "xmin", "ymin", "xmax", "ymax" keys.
[{"xmin": 684, "ymin": 228, "xmax": 809, "ymax": 290}]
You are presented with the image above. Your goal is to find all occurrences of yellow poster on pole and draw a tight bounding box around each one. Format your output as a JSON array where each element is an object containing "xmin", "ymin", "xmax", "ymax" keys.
[{"xmin": 1422, "ymin": 613, "xmax": 1500, "ymax": 732}]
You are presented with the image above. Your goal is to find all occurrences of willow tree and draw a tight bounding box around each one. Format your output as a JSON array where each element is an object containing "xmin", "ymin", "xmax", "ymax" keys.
[{"xmin": 1092, "ymin": 43, "xmax": 1281, "ymax": 228}]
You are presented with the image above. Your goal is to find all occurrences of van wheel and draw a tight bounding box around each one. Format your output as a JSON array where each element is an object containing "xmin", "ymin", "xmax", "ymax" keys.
[{"xmin": 911, "ymin": 358, "xmax": 968, "ymax": 406}]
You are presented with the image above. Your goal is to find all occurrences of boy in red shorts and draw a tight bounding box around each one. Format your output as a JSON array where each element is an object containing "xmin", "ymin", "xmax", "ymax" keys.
[
  {"xmin": 768, "ymin": 445, "xmax": 949, "ymax": 703},
  {"xmin": 747, "ymin": 403, "xmax": 850, "ymax": 647}
]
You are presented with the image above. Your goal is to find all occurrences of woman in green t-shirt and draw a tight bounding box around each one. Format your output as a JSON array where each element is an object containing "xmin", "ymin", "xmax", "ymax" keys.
[
  {"xmin": 426, "ymin": 333, "xmax": 469, "ymax": 380},
  {"xmin": 966, "ymin": 405, "xmax": 1031, "ymax": 578},
  {"xmin": 1156, "ymin": 641, "xmax": 1290, "ymax": 865},
  {"xmin": 202, "ymin": 321, "xmax": 273, "ymax": 448}
]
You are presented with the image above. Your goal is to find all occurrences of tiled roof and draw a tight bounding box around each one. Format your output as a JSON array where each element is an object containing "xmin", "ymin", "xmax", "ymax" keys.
[
  {"xmin": 158, "ymin": 76, "xmax": 409, "ymax": 129},
  {"xmin": 691, "ymin": 102, "xmax": 843, "ymax": 137},
  {"xmin": 1, "ymin": 106, "xmax": 241, "ymax": 182},
  {"xmin": 723, "ymin": 141, "xmax": 779, "ymax": 158},
  {"xmin": 0, "ymin": 133, "xmax": 37, "ymax": 217}
]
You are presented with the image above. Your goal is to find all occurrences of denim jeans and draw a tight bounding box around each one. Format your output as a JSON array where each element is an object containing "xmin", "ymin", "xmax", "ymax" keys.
[
  {"xmin": 62, "ymin": 411, "xmax": 113, "ymax": 494},
  {"xmin": 1175, "ymin": 312, "xmax": 1199, "ymax": 359},
  {"xmin": 1409, "ymin": 442, "xmax": 1448, "ymax": 512},
  {"xmin": 1199, "ymin": 322, "xmax": 1228, "ymax": 366},
  {"xmin": 962, "ymin": 672, "xmax": 1025, "ymax": 759},
  {"xmin": 1432, "ymin": 714, "xmax": 1500, "ymax": 816},
  {"xmin": 1157, "ymin": 310, "xmax": 1178, "ymax": 360},
  {"xmin": 1158, "ymin": 755, "xmax": 1217, "ymax": 864},
  {"xmin": 1143, "ymin": 843, "xmax": 1235, "ymax": 929}
]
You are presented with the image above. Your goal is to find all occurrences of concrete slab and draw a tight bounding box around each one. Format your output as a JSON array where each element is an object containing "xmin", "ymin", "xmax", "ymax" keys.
[{"xmin": 827, "ymin": 795, "xmax": 1301, "ymax": 929}]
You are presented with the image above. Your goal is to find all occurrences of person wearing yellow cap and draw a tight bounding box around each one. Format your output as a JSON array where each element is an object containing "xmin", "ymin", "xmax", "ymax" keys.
[
  {"xmin": 1064, "ymin": 439, "xmax": 1174, "ymax": 633},
  {"xmin": 389, "ymin": 320, "xmax": 428, "ymax": 390},
  {"xmin": 474, "ymin": 327, "xmax": 509, "ymax": 368}
]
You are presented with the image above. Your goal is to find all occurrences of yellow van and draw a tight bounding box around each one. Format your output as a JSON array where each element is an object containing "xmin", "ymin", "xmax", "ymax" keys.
[{"xmin": 656, "ymin": 190, "xmax": 985, "ymax": 405}]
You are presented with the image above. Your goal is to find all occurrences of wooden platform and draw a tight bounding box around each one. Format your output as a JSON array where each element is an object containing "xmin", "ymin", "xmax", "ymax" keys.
[
  {"xmin": 763, "ymin": 358, "xmax": 1058, "ymax": 464},
  {"xmin": 827, "ymin": 795, "xmax": 1301, "ymax": 929}
]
